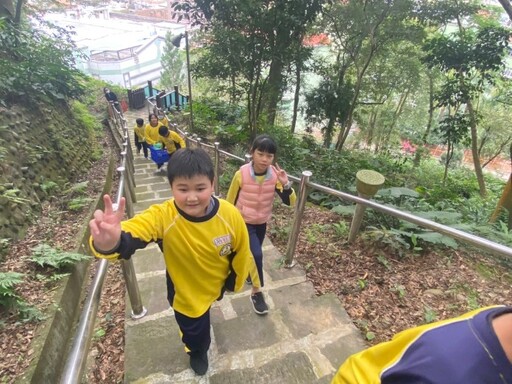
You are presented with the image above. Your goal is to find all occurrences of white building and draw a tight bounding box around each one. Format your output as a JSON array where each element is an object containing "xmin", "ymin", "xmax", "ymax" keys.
[
  {"xmin": 88, "ymin": 35, "xmax": 166, "ymax": 88},
  {"xmin": 43, "ymin": 10, "xmax": 186, "ymax": 88}
]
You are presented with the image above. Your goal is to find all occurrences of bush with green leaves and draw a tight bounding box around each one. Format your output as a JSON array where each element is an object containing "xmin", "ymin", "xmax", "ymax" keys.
[
  {"xmin": 0, "ymin": 17, "xmax": 86, "ymax": 106},
  {"xmin": 0, "ymin": 271, "xmax": 25, "ymax": 311},
  {"xmin": 0, "ymin": 271, "xmax": 44, "ymax": 321},
  {"xmin": 67, "ymin": 197, "xmax": 94, "ymax": 211},
  {"xmin": 30, "ymin": 244, "xmax": 91, "ymax": 270}
]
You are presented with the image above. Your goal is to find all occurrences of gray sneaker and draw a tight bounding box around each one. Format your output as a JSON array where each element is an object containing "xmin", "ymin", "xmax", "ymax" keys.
[{"xmin": 250, "ymin": 292, "xmax": 268, "ymax": 315}]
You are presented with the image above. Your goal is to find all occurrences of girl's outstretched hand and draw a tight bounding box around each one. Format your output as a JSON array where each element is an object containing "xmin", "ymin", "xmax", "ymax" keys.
[
  {"xmin": 272, "ymin": 163, "xmax": 289, "ymax": 186},
  {"xmin": 89, "ymin": 195, "xmax": 126, "ymax": 252}
]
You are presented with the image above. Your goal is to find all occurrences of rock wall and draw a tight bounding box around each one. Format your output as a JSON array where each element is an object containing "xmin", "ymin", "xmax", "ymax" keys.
[{"xmin": 0, "ymin": 102, "xmax": 99, "ymax": 241}]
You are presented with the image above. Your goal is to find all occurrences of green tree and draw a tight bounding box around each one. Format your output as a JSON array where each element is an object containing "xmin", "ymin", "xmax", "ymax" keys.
[
  {"xmin": 0, "ymin": 0, "xmax": 86, "ymax": 105},
  {"xmin": 172, "ymin": 0, "xmax": 324, "ymax": 137},
  {"xmin": 423, "ymin": 11, "xmax": 510, "ymax": 197},
  {"xmin": 308, "ymin": 0, "xmax": 424, "ymax": 150},
  {"xmin": 160, "ymin": 31, "xmax": 186, "ymax": 91}
]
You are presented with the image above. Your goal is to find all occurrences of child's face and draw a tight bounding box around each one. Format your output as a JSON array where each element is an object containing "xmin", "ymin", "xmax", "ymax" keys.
[
  {"xmin": 251, "ymin": 149, "xmax": 274, "ymax": 173},
  {"xmin": 150, "ymin": 116, "xmax": 159, "ymax": 126},
  {"xmin": 171, "ymin": 175, "xmax": 214, "ymax": 217}
]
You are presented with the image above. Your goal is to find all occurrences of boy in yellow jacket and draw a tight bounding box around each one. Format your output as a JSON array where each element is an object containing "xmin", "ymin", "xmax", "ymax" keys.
[{"xmin": 89, "ymin": 148, "xmax": 254, "ymax": 376}]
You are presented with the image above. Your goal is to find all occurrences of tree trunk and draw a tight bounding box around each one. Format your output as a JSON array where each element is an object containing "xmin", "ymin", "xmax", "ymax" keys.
[
  {"xmin": 335, "ymin": 49, "xmax": 375, "ymax": 151},
  {"xmin": 497, "ymin": 0, "xmax": 512, "ymax": 22},
  {"xmin": 366, "ymin": 110, "xmax": 377, "ymax": 147},
  {"xmin": 382, "ymin": 89, "xmax": 409, "ymax": 148},
  {"xmin": 265, "ymin": 58, "xmax": 283, "ymax": 126},
  {"xmin": 414, "ymin": 73, "xmax": 435, "ymax": 167},
  {"xmin": 14, "ymin": 0, "xmax": 23, "ymax": 23},
  {"xmin": 291, "ymin": 61, "xmax": 301, "ymax": 133},
  {"xmin": 443, "ymin": 142, "xmax": 454, "ymax": 185},
  {"xmin": 0, "ymin": 0, "xmax": 15, "ymax": 19},
  {"xmin": 467, "ymin": 99, "xmax": 487, "ymax": 197}
]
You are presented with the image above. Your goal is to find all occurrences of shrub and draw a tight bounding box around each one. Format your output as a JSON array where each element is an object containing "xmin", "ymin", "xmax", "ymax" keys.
[{"xmin": 30, "ymin": 244, "xmax": 91, "ymax": 269}]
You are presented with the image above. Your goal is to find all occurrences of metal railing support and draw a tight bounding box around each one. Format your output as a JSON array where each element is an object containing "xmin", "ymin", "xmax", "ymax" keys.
[
  {"xmin": 284, "ymin": 171, "xmax": 312, "ymax": 267},
  {"xmin": 348, "ymin": 193, "xmax": 369, "ymax": 243},
  {"xmin": 121, "ymin": 259, "xmax": 147, "ymax": 319}
]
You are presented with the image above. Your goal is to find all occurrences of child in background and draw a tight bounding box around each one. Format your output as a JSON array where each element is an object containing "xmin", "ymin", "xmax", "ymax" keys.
[
  {"xmin": 103, "ymin": 87, "xmax": 120, "ymax": 112},
  {"xmin": 226, "ymin": 134, "xmax": 296, "ymax": 315},
  {"xmin": 134, "ymin": 118, "xmax": 148, "ymax": 159},
  {"xmin": 89, "ymin": 148, "xmax": 254, "ymax": 376},
  {"xmin": 158, "ymin": 111, "xmax": 170, "ymax": 127},
  {"xmin": 144, "ymin": 113, "xmax": 166, "ymax": 171},
  {"xmin": 158, "ymin": 126, "xmax": 186, "ymax": 162}
]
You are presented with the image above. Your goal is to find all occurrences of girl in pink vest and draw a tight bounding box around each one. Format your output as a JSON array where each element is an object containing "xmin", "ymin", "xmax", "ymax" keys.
[{"xmin": 226, "ymin": 135, "xmax": 296, "ymax": 314}]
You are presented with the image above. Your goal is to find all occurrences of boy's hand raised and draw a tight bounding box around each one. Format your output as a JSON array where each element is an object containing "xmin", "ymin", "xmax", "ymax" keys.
[{"xmin": 89, "ymin": 195, "xmax": 125, "ymax": 253}]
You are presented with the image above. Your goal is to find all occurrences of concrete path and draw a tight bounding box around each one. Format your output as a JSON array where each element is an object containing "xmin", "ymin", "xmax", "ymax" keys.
[{"xmin": 122, "ymin": 110, "xmax": 366, "ymax": 384}]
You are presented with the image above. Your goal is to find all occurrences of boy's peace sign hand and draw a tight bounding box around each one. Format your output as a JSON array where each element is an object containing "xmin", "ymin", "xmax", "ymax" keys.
[
  {"xmin": 272, "ymin": 163, "xmax": 289, "ymax": 186},
  {"xmin": 89, "ymin": 195, "xmax": 126, "ymax": 252}
]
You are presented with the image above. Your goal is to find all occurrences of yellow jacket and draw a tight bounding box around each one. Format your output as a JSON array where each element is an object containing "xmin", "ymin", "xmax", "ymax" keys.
[
  {"xmin": 144, "ymin": 122, "xmax": 164, "ymax": 145},
  {"xmin": 89, "ymin": 197, "xmax": 254, "ymax": 317},
  {"xmin": 160, "ymin": 131, "xmax": 186, "ymax": 154}
]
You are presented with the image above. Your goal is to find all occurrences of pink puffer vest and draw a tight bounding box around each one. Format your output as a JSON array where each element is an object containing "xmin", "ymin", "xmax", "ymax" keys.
[{"xmin": 236, "ymin": 163, "xmax": 277, "ymax": 225}]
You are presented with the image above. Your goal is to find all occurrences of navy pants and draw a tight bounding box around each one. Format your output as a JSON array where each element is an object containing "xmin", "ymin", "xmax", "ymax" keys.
[
  {"xmin": 134, "ymin": 134, "xmax": 148, "ymax": 158},
  {"xmin": 174, "ymin": 309, "xmax": 211, "ymax": 354},
  {"xmin": 247, "ymin": 223, "xmax": 267, "ymax": 287}
]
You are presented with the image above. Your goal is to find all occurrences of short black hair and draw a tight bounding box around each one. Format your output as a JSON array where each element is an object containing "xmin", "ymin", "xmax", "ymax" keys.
[
  {"xmin": 167, "ymin": 148, "xmax": 214, "ymax": 185},
  {"xmin": 136, "ymin": 118, "xmax": 144, "ymax": 126},
  {"xmin": 250, "ymin": 134, "xmax": 277, "ymax": 154},
  {"xmin": 158, "ymin": 125, "xmax": 169, "ymax": 137}
]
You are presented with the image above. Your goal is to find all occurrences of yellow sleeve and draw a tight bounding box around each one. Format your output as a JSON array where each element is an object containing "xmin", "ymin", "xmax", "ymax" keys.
[
  {"xmin": 88, "ymin": 236, "xmax": 120, "ymax": 261},
  {"xmin": 226, "ymin": 170, "xmax": 242, "ymax": 204},
  {"xmin": 170, "ymin": 131, "xmax": 186, "ymax": 148},
  {"xmin": 276, "ymin": 181, "xmax": 297, "ymax": 207},
  {"xmin": 144, "ymin": 124, "xmax": 155, "ymax": 145}
]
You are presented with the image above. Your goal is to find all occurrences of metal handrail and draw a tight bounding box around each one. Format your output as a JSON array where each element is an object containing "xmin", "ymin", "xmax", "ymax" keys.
[{"xmin": 60, "ymin": 102, "xmax": 146, "ymax": 383}]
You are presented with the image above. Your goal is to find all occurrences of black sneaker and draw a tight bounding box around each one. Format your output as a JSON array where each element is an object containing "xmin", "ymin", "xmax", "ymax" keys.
[
  {"xmin": 189, "ymin": 350, "xmax": 208, "ymax": 375},
  {"xmin": 250, "ymin": 292, "xmax": 268, "ymax": 315}
]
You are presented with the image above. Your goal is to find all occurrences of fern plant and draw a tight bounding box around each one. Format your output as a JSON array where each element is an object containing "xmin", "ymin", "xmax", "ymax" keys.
[
  {"xmin": 67, "ymin": 197, "xmax": 93, "ymax": 211},
  {"xmin": 0, "ymin": 271, "xmax": 44, "ymax": 321},
  {"xmin": 0, "ymin": 271, "xmax": 25, "ymax": 310},
  {"xmin": 30, "ymin": 244, "xmax": 90, "ymax": 269}
]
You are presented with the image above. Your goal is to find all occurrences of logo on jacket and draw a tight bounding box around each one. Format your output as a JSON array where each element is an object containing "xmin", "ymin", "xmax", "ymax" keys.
[{"xmin": 219, "ymin": 244, "xmax": 232, "ymax": 257}]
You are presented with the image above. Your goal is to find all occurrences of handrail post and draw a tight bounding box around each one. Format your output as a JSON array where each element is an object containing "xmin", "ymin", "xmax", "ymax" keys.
[
  {"xmin": 183, "ymin": 131, "xmax": 190, "ymax": 147},
  {"xmin": 121, "ymin": 259, "xmax": 147, "ymax": 319},
  {"xmin": 214, "ymin": 142, "xmax": 220, "ymax": 197},
  {"xmin": 284, "ymin": 171, "xmax": 312, "ymax": 268},
  {"xmin": 348, "ymin": 197, "xmax": 368, "ymax": 243},
  {"xmin": 116, "ymin": 166, "xmax": 145, "ymax": 319},
  {"xmin": 348, "ymin": 170, "xmax": 385, "ymax": 243}
]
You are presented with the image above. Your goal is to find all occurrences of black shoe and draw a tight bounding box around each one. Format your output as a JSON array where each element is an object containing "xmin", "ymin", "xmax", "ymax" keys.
[
  {"xmin": 250, "ymin": 292, "xmax": 268, "ymax": 315},
  {"xmin": 189, "ymin": 350, "xmax": 208, "ymax": 375}
]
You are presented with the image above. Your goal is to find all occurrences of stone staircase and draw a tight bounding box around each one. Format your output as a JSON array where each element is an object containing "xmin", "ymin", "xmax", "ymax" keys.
[{"xmin": 121, "ymin": 109, "xmax": 366, "ymax": 383}]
